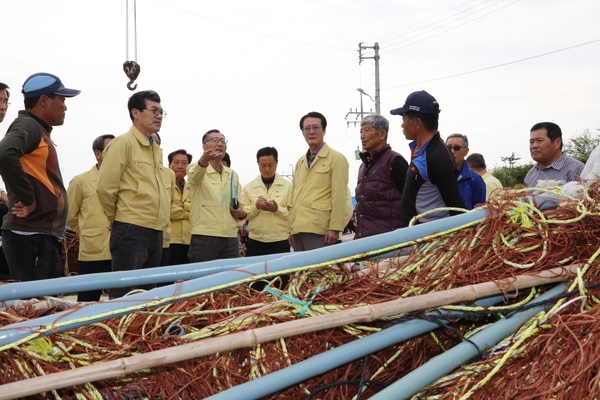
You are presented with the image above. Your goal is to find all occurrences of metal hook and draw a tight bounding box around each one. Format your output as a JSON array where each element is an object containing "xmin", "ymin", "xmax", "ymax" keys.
[{"xmin": 123, "ymin": 61, "xmax": 141, "ymax": 91}]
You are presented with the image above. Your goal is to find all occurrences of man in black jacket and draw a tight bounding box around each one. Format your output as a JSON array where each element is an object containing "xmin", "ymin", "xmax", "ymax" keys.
[
  {"xmin": 0, "ymin": 73, "xmax": 80, "ymax": 281},
  {"xmin": 390, "ymin": 90, "xmax": 465, "ymax": 226}
]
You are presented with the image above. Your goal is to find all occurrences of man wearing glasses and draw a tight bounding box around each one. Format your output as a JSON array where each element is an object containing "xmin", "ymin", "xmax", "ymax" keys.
[
  {"xmin": 390, "ymin": 90, "xmax": 465, "ymax": 226},
  {"xmin": 0, "ymin": 73, "xmax": 80, "ymax": 281},
  {"xmin": 445, "ymin": 133, "xmax": 486, "ymax": 209},
  {"xmin": 97, "ymin": 90, "xmax": 171, "ymax": 298},
  {"xmin": 186, "ymin": 129, "xmax": 247, "ymax": 262},
  {"xmin": 288, "ymin": 111, "xmax": 350, "ymax": 251}
]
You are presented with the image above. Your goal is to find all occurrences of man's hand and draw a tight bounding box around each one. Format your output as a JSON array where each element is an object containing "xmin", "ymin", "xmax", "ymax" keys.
[
  {"xmin": 230, "ymin": 206, "xmax": 247, "ymax": 220},
  {"xmin": 256, "ymin": 197, "xmax": 278, "ymax": 212},
  {"xmin": 198, "ymin": 148, "xmax": 224, "ymax": 167},
  {"xmin": 324, "ymin": 230, "xmax": 339, "ymax": 244},
  {"xmin": 288, "ymin": 234, "xmax": 294, "ymax": 249},
  {"xmin": 12, "ymin": 200, "xmax": 37, "ymax": 218}
]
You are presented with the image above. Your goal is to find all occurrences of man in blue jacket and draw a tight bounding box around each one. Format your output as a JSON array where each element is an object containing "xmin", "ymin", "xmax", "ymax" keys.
[{"xmin": 445, "ymin": 134, "xmax": 486, "ymax": 209}]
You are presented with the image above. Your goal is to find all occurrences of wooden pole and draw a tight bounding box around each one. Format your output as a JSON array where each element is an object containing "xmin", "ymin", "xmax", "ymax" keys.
[{"xmin": 0, "ymin": 264, "xmax": 580, "ymax": 400}]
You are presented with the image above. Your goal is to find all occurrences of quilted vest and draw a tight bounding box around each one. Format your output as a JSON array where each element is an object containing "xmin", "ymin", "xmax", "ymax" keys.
[{"xmin": 355, "ymin": 145, "xmax": 403, "ymax": 238}]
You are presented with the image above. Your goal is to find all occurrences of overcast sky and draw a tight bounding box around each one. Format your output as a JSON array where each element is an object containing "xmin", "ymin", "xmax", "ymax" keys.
[{"xmin": 2, "ymin": 0, "xmax": 599, "ymax": 194}]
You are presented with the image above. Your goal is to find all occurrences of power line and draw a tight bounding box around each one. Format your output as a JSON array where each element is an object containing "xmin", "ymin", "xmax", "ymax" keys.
[
  {"xmin": 379, "ymin": 0, "xmax": 498, "ymax": 45},
  {"xmin": 384, "ymin": 38, "xmax": 600, "ymax": 90},
  {"xmin": 383, "ymin": 0, "xmax": 520, "ymax": 55},
  {"xmin": 152, "ymin": 0, "xmax": 353, "ymax": 52},
  {"xmin": 367, "ymin": 0, "xmax": 492, "ymax": 43}
]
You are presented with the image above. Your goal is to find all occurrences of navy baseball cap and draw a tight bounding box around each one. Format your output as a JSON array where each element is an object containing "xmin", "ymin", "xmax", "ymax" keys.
[
  {"xmin": 390, "ymin": 90, "xmax": 440, "ymax": 115},
  {"xmin": 22, "ymin": 72, "xmax": 81, "ymax": 99}
]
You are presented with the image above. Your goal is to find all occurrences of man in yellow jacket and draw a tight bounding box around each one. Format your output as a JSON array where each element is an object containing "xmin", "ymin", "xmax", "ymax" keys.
[
  {"xmin": 288, "ymin": 111, "xmax": 350, "ymax": 251},
  {"xmin": 96, "ymin": 90, "xmax": 170, "ymax": 299},
  {"xmin": 168, "ymin": 149, "xmax": 193, "ymax": 265},
  {"xmin": 67, "ymin": 134, "xmax": 114, "ymax": 301},
  {"xmin": 187, "ymin": 129, "xmax": 247, "ymax": 262},
  {"xmin": 241, "ymin": 147, "xmax": 291, "ymax": 257}
]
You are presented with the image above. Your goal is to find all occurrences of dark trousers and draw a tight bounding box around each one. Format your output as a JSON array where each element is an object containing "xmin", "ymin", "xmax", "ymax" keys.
[
  {"xmin": 292, "ymin": 232, "xmax": 335, "ymax": 252},
  {"xmin": 169, "ymin": 243, "xmax": 190, "ymax": 266},
  {"xmin": 0, "ymin": 204, "xmax": 9, "ymax": 276},
  {"xmin": 245, "ymin": 238, "xmax": 291, "ymax": 291},
  {"xmin": 77, "ymin": 259, "xmax": 112, "ymax": 301},
  {"xmin": 109, "ymin": 221, "xmax": 162, "ymax": 299},
  {"xmin": 2, "ymin": 230, "xmax": 62, "ymax": 281},
  {"xmin": 188, "ymin": 235, "xmax": 239, "ymax": 263},
  {"xmin": 245, "ymin": 238, "xmax": 290, "ymax": 257}
]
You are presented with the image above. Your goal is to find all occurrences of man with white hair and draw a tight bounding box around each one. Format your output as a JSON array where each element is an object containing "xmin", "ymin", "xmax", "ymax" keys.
[{"xmin": 355, "ymin": 114, "xmax": 408, "ymax": 238}]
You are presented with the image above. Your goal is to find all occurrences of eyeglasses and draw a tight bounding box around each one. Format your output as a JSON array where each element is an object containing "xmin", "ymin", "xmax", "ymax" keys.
[
  {"xmin": 447, "ymin": 145, "xmax": 466, "ymax": 152},
  {"xmin": 0, "ymin": 100, "xmax": 9, "ymax": 107},
  {"xmin": 144, "ymin": 107, "xmax": 167, "ymax": 118},
  {"xmin": 302, "ymin": 125, "xmax": 322, "ymax": 133},
  {"xmin": 204, "ymin": 137, "xmax": 228, "ymax": 144}
]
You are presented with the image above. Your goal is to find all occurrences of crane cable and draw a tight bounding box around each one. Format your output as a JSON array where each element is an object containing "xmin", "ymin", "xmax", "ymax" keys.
[{"xmin": 123, "ymin": 0, "xmax": 141, "ymax": 91}]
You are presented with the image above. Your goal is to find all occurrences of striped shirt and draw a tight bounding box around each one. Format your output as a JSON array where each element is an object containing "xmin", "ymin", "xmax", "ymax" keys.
[{"xmin": 524, "ymin": 152, "xmax": 584, "ymax": 187}]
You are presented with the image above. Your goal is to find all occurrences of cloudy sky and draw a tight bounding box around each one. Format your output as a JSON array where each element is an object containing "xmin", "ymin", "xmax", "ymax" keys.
[{"xmin": 2, "ymin": 0, "xmax": 599, "ymax": 193}]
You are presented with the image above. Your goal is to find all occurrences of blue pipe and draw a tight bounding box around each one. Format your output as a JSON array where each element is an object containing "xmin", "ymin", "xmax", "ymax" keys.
[
  {"xmin": 370, "ymin": 283, "xmax": 567, "ymax": 400},
  {"xmin": 1, "ymin": 209, "xmax": 488, "ymax": 302},
  {"xmin": 206, "ymin": 295, "xmax": 506, "ymax": 400},
  {"xmin": 0, "ymin": 209, "xmax": 489, "ymax": 348},
  {"xmin": 0, "ymin": 255, "xmax": 276, "ymax": 302},
  {"xmin": 1, "ymin": 191, "xmax": 560, "ymax": 303}
]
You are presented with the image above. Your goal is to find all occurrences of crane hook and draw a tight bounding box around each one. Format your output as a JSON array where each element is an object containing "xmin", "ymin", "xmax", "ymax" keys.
[{"xmin": 123, "ymin": 61, "xmax": 141, "ymax": 91}]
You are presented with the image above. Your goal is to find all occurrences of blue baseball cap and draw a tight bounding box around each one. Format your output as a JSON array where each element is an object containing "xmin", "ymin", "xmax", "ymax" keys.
[
  {"xmin": 22, "ymin": 72, "xmax": 81, "ymax": 99},
  {"xmin": 390, "ymin": 90, "xmax": 440, "ymax": 115}
]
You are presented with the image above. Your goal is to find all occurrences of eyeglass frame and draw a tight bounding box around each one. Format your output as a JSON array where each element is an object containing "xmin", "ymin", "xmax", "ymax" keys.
[
  {"xmin": 143, "ymin": 107, "xmax": 167, "ymax": 118},
  {"xmin": 302, "ymin": 125, "xmax": 323, "ymax": 133},
  {"xmin": 204, "ymin": 137, "xmax": 228, "ymax": 144}
]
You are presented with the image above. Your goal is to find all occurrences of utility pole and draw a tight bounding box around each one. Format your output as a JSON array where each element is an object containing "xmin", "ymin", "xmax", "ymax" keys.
[{"xmin": 358, "ymin": 42, "xmax": 380, "ymax": 115}]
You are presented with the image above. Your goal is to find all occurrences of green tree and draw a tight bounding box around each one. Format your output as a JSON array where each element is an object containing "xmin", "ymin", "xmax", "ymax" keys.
[
  {"xmin": 492, "ymin": 163, "xmax": 533, "ymax": 187},
  {"xmin": 490, "ymin": 152, "xmax": 531, "ymax": 187},
  {"xmin": 563, "ymin": 128, "xmax": 600, "ymax": 163}
]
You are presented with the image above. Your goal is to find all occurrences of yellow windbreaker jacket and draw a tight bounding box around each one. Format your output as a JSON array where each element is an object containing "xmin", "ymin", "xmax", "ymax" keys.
[
  {"xmin": 288, "ymin": 143, "xmax": 350, "ymax": 235},
  {"xmin": 187, "ymin": 162, "xmax": 243, "ymax": 238},
  {"xmin": 96, "ymin": 126, "xmax": 170, "ymax": 231},
  {"xmin": 241, "ymin": 173, "xmax": 291, "ymax": 243},
  {"xmin": 170, "ymin": 178, "xmax": 192, "ymax": 245},
  {"xmin": 67, "ymin": 165, "xmax": 111, "ymax": 261}
]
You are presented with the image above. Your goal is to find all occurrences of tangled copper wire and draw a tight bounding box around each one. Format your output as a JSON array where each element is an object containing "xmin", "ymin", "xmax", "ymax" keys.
[{"xmin": 2, "ymin": 186, "xmax": 600, "ymax": 399}]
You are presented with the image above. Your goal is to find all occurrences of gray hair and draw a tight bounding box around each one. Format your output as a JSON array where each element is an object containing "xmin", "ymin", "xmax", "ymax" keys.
[
  {"xmin": 361, "ymin": 114, "xmax": 389, "ymax": 132},
  {"xmin": 446, "ymin": 133, "xmax": 469, "ymax": 148}
]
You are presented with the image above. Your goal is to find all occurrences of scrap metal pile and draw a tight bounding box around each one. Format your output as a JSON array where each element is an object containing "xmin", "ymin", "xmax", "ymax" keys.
[{"xmin": 1, "ymin": 185, "xmax": 600, "ymax": 399}]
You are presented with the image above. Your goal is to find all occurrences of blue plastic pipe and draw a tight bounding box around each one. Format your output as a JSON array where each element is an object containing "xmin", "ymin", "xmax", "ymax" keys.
[
  {"xmin": 0, "ymin": 255, "xmax": 276, "ymax": 302},
  {"xmin": 0, "ymin": 209, "xmax": 489, "ymax": 302},
  {"xmin": 206, "ymin": 295, "xmax": 506, "ymax": 400},
  {"xmin": 0, "ymin": 191, "xmax": 561, "ymax": 303},
  {"xmin": 0, "ymin": 209, "xmax": 489, "ymax": 348},
  {"xmin": 370, "ymin": 283, "xmax": 567, "ymax": 400}
]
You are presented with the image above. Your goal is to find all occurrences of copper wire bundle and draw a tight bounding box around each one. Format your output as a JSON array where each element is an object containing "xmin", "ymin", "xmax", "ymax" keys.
[{"xmin": 2, "ymin": 185, "xmax": 600, "ymax": 399}]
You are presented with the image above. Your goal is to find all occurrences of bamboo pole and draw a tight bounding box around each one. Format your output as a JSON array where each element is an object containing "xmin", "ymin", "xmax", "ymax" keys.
[{"xmin": 0, "ymin": 264, "xmax": 579, "ymax": 400}]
